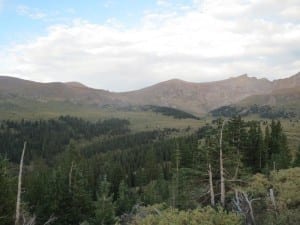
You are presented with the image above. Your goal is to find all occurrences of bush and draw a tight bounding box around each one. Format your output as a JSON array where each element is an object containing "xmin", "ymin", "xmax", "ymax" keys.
[{"xmin": 131, "ymin": 205, "xmax": 242, "ymax": 225}]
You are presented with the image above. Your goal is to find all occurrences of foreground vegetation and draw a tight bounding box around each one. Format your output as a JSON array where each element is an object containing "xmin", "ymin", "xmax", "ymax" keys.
[{"xmin": 0, "ymin": 115, "xmax": 299, "ymax": 225}]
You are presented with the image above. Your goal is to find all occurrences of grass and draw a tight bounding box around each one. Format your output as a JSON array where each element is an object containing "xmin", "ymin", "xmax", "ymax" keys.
[
  {"xmin": 0, "ymin": 97, "xmax": 204, "ymax": 132},
  {"xmin": 0, "ymin": 97, "xmax": 298, "ymax": 153}
]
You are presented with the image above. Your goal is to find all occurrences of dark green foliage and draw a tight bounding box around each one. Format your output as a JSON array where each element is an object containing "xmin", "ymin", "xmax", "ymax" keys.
[
  {"xmin": 0, "ymin": 115, "xmax": 296, "ymax": 224},
  {"xmin": 24, "ymin": 159, "xmax": 93, "ymax": 224},
  {"xmin": 211, "ymin": 105, "xmax": 296, "ymax": 118},
  {"xmin": 211, "ymin": 106, "xmax": 241, "ymax": 117},
  {"xmin": 116, "ymin": 180, "xmax": 136, "ymax": 215},
  {"xmin": 244, "ymin": 121, "xmax": 265, "ymax": 172},
  {"xmin": 0, "ymin": 117, "xmax": 130, "ymax": 163},
  {"xmin": 143, "ymin": 105, "xmax": 200, "ymax": 120},
  {"xmin": 0, "ymin": 157, "xmax": 16, "ymax": 225},
  {"xmin": 81, "ymin": 129, "xmax": 175, "ymax": 157},
  {"xmin": 293, "ymin": 145, "xmax": 300, "ymax": 167},
  {"xmin": 131, "ymin": 205, "xmax": 242, "ymax": 225},
  {"xmin": 93, "ymin": 177, "xmax": 117, "ymax": 225},
  {"xmin": 268, "ymin": 120, "xmax": 291, "ymax": 170}
]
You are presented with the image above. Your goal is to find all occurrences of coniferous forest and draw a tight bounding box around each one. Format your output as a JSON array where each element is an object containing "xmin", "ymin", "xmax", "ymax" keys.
[{"xmin": 0, "ymin": 115, "xmax": 299, "ymax": 225}]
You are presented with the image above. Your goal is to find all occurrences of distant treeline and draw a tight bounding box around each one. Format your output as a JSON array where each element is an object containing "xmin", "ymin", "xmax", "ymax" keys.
[
  {"xmin": 0, "ymin": 116, "xmax": 130, "ymax": 163},
  {"xmin": 211, "ymin": 104, "xmax": 296, "ymax": 118},
  {"xmin": 143, "ymin": 105, "xmax": 200, "ymax": 120}
]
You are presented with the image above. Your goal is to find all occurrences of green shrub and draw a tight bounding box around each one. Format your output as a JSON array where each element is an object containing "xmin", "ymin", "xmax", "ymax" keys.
[{"xmin": 132, "ymin": 205, "xmax": 242, "ymax": 225}]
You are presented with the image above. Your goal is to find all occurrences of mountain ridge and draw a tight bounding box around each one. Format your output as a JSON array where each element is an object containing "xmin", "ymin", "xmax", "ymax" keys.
[{"xmin": 0, "ymin": 72, "xmax": 299, "ymax": 115}]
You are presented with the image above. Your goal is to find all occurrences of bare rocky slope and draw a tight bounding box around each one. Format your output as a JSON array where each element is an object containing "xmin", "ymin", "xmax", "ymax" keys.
[{"xmin": 0, "ymin": 72, "xmax": 299, "ymax": 115}]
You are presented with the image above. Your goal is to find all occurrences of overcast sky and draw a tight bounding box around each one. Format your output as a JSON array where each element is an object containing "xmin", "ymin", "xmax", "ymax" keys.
[{"xmin": 0, "ymin": 0, "xmax": 299, "ymax": 91}]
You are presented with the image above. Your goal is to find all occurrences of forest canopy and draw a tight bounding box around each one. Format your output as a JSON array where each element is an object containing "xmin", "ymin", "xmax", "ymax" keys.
[{"xmin": 0, "ymin": 115, "xmax": 299, "ymax": 225}]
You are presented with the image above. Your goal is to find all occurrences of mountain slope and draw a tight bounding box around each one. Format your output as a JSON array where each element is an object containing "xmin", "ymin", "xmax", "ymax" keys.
[
  {"xmin": 0, "ymin": 72, "xmax": 299, "ymax": 116},
  {"xmin": 121, "ymin": 75, "xmax": 273, "ymax": 114},
  {"xmin": 0, "ymin": 76, "xmax": 122, "ymax": 105},
  {"xmin": 211, "ymin": 86, "xmax": 300, "ymax": 118},
  {"xmin": 273, "ymin": 72, "xmax": 300, "ymax": 90},
  {"xmin": 239, "ymin": 87, "xmax": 300, "ymax": 107}
]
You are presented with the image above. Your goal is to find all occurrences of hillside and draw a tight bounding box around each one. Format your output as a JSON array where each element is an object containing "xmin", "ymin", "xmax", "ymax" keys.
[
  {"xmin": 0, "ymin": 72, "xmax": 299, "ymax": 116},
  {"xmin": 122, "ymin": 75, "xmax": 273, "ymax": 114},
  {"xmin": 0, "ymin": 76, "xmax": 121, "ymax": 105},
  {"xmin": 211, "ymin": 86, "xmax": 300, "ymax": 119},
  {"xmin": 240, "ymin": 87, "xmax": 300, "ymax": 109}
]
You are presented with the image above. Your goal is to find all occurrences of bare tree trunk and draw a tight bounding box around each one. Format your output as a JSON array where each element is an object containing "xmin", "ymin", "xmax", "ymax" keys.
[
  {"xmin": 15, "ymin": 142, "xmax": 27, "ymax": 225},
  {"xmin": 234, "ymin": 128, "xmax": 241, "ymax": 179},
  {"xmin": 69, "ymin": 161, "xmax": 74, "ymax": 193},
  {"xmin": 43, "ymin": 215, "xmax": 56, "ymax": 225},
  {"xmin": 234, "ymin": 160, "xmax": 240, "ymax": 179},
  {"xmin": 243, "ymin": 192, "xmax": 256, "ymax": 225},
  {"xmin": 269, "ymin": 188, "xmax": 277, "ymax": 214},
  {"xmin": 233, "ymin": 190, "xmax": 259, "ymax": 225},
  {"xmin": 219, "ymin": 121, "xmax": 225, "ymax": 207},
  {"xmin": 208, "ymin": 163, "xmax": 215, "ymax": 206}
]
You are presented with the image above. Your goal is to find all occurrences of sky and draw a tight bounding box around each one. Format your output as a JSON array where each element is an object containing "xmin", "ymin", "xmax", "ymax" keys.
[{"xmin": 0, "ymin": 0, "xmax": 299, "ymax": 91}]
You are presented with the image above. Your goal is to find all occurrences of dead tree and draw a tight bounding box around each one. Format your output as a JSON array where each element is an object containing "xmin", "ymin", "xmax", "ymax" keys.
[
  {"xmin": 208, "ymin": 163, "xmax": 215, "ymax": 206},
  {"xmin": 22, "ymin": 214, "xmax": 56, "ymax": 225},
  {"xmin": 269, "ymin": 188, "xmax": 278, "ymax": 216},
  {"xmin": 233, "ymin": 190, "xmax": 260, "ymax": 225},
  {"xmin": 15, "ymin": 142, "xmax": 27, "ymax": 225},
  {"xmin": 219, "ymin": 120, "xmax": 225, "ymax": 207},
  {"xmin": 69, "ymin": 161, "xmax": 75, "ymax": 193},
  {"xmin": 14, "ymin": 142, "xmax": 57, "ymax": 225}
]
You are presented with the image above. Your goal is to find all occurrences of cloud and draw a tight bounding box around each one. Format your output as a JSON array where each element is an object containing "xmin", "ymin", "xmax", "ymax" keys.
[
  {"xmin": 17, "ymin": 5, "xmax": 47, "ymax": 20},
  {"xmin": 2, "ymin": 0, "xmax": 300, "ymax": 91}
]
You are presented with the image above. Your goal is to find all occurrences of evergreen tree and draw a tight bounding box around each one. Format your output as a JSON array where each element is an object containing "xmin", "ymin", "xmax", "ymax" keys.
[
  {"xmin": 293, "ymin": 144, "xmax": 300, "ymax": 167},
  {"xmin": 245, "ymin": 121, "xmax": 263, "ymax": 172},
  {"xmin": 93, "ymin": 176, "xmax": 116, "ymax": 225},
  {"xmin": 0, "ymin": 156, "xmax": 15, "ymax": 225},
  {"xmin": 264, "ymin": 125, "xmax": 271, "ymax": 170},
  {"xmin": 116, "ymin": 180, "xmax": 134, "ymax": 215},
  {"xmin": 269, "ymin": 120, "xmax": 291, "ymax": 169}
]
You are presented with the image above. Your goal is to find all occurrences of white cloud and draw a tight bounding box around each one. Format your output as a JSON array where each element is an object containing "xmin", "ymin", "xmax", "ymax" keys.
[
  {"xmin": 17, "ymin": 5, "xmax": 47, "ymax": 20},
  {"xmin": 280, "ymin": 6, "xmax": 300, "ymax": 20},
  {"xmin": 2, "ymin": 0, "xmax": 300, "ymax": 91}
]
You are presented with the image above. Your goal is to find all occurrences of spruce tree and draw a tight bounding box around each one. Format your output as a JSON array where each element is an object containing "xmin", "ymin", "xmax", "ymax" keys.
[
  {"xmin": 0, "ymin": 156, "xmax": 15, "ymax": 225},
  {"xmin": 93, "ymin": 176, "xmax": 116, "ymax": 225}
]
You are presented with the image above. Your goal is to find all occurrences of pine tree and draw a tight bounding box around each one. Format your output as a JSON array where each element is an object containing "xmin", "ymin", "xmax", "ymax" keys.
[
  {"xmin": 269, "ymin": 120, "xmax": 291, "ymax": 169},
  {"xmin": 116, "ymin": 180, "xmax": 133, "ymax": 215},
  {"xmin": 293, "ymin": 144, "xmax": 300, "ymax": 167},
  {"xmin": 226, "ymin": 116, "xmax": 247, "ymax": 177},
  {"xmin": 264, "ymin": 125, "xmax": 271, "ymax": 170},
  {"xmin": 93, "ymin": 176, "xmax": 117, "ymax": 225},
  {"xmin": 0, "ymin": 156, "xmax": 16, "ymax": 225}
]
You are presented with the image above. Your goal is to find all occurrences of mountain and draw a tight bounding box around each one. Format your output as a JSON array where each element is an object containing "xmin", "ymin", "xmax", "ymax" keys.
[
  {"xmin": 122, "ymin": 75, "xmax": 273, "ymax": 114},
  {"xmin": 0, "ymin": 76, "xmax": 122, "ymax": 105},
  {"xmin": 65, "ymin": 81, "xmax": 88, "ymax": 88},
  {"xmin": 0, "ymin": 73, "xmax": 299, "ymax": 116},
  {"xmin": 211, "ymin": 74, "xmax": 300, "ymax": 118},
  {"xmin": 239, "ymin": 87, "xmax": 300, "ymax": 108},
  {"xmin": 273, "ymin": 72, "xmax": 300, "ymax": 90}
]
